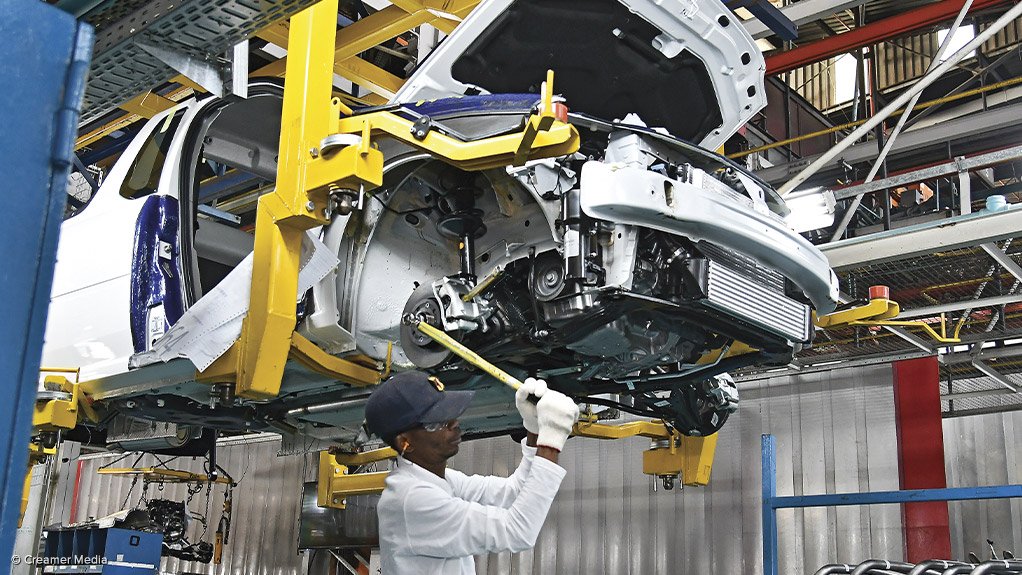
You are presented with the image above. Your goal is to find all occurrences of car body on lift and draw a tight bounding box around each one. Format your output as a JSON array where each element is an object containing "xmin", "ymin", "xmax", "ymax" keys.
[{"xmin": 44, "ymin": 0, "xmax": 839, "ymax": 452}]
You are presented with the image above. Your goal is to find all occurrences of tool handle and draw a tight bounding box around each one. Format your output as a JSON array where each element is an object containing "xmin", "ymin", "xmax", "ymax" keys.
[{"xmin": 413, "ymin": 321, "xmax": 538, "ymax": 401}]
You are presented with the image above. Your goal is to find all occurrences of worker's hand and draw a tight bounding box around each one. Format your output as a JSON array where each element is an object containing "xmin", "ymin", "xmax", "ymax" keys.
[
  {"xmin": 516, "ymin": 377, "xmax": 546, "ymax": 434},
  {"xmin": 535, "ymin": 389, "xmax": 579, "ymax": 452}
]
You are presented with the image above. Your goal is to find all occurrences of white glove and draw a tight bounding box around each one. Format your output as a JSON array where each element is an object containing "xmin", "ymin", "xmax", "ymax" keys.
[
  {"xmin": 535, "ymin": 389, "xmax": 579, "ymax": 451},
  {"xmin": 515, "ymin": 377, "xmax": 546, "ymax": 434}
]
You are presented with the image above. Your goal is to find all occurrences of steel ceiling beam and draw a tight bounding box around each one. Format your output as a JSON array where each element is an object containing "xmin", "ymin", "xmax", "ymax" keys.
[
  {"xmin": 971, "ymin": 359, "xmax": 1020, "ymax": 392},
  {"xmin": 756, "ymin": 101, "xmax": 1022, "ymax": 186},
  {"xmin": 821, "ymin": 207, "xmax": 1022, "ymax": 271},
  {"xmin": 895, "ymin": 294, "xmax": 1022, "ymax": 320},
  {"xmin": 942, "ymin": 388, "xmax": 1012, "ymax": 401},
  {"xmin": 743, "ymin": 0, "xmax": 868, "ymax": 40},
  {"xmin": 830, "ymin": 144, "xmax": 1022, "ymax": 202},
  {"xmin": 980, "ymin": 243, "xmax": 1022, "ymax": 283},
  {"xmin": 764, "ymin": 0, "xmax": 1009, "ymax": 76}
]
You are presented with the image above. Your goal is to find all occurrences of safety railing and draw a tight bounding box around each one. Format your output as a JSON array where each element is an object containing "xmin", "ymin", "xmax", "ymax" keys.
[{"xmin": 761, "ymin": 434, "xmax": 1022, "ymax": 575}]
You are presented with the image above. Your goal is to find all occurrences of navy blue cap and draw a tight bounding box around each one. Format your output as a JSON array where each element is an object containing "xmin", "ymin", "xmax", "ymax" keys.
[{"xmin": 364, "ymin": 371, "xmax": 475, "ymax": 442}]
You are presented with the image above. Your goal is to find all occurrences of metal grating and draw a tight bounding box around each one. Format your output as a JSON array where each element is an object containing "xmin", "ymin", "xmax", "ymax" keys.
[
  {"xmin": 81, "ymin": 0, "xmax": 321, "ymax": 125},
  {"xmin": 796, "ymin": 239, "xmax": 1022, "ymax": 362},
  {"xmin": 941, "ymin": 373, "xmax": 1022, "ymax": 417},
  {"xmin": 741, "ymin": 236, "xmax": 1022, "ymax": 416}
]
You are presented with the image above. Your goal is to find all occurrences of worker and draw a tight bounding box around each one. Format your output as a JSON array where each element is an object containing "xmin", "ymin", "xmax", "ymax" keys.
[{"xmin": 364, "ymin": 370, "xmax": 579, "ymax": 574}]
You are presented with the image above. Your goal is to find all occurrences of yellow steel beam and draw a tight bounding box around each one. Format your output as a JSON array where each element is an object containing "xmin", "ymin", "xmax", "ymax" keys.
[
  {"xmin": 334, "ymin": 57, "xmax": 405, "ymax": 100},
  {"xmin": 335, "ymin": 5, "xmax": 432, "ymax": 62},
  {"xmin": 573, "ymin": 419, "xmax": 718, "ymax": 486},
  {"xmin": 255, "ymin": 20, "xmax": 406, "ymax": 102},
  {"xmin": 257, "ymin": 19, "xmax": 290, "ymax": 47},
  {"xmin": 572, "ymin": 419, "xmax": 673, "ymax": 440},
  {"xmin": 254, "ymin": 0, "xmax": 481, "ymax": 99},
  {"xmin": 813, "ymin": 298, "xmax": 901, "ymax": 329},
  {"xmin": 75, "ymin": 83, "xmax": 193, "ymax": 150},
  {"xmin": 120, "ymin": 92, "xmax": 177, "ymax": 119}
]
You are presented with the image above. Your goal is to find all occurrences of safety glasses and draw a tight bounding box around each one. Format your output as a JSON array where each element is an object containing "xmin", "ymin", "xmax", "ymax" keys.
[{"xmin": 421, "ymin": 420, "xmax": 458, "ymax": 432}]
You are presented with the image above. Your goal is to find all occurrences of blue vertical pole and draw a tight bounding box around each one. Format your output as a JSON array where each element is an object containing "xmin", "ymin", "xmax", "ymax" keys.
[
  {"xmin": 762, "ymin": 434, "xmax": 779, "ymax": 575},
  {"xmin": 0, "ymin": 0, "xmax": 93, "ymax": 559}
]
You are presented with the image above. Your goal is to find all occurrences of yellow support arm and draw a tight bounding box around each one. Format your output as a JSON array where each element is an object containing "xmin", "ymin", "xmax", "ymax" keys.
[
  {"xmin": 573, "ymin": 419, "xmax": 718, "ymax": 487},
  {"xmin": 814, "ymin": 296, "xmax": 962, "ymax": 343},
  {"xmin": 318, "ymin": 451, "xmax": 389, "ymax": 509},
  {"xmin": 97, "ymin": 467, "xmax": 234, "ymax": 485},
  {"xmin": 813, "ymin": 297, "xmax": 901, "ymax": 328}
]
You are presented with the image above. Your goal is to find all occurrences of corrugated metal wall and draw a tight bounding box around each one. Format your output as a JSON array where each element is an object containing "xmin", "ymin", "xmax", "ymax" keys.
[
  {"xmin": 943, "ymin": 411, "xmax": 1022, "ymax": 560},
  {"xmin": 67, "ymin": 434, "xmax": 315, "ymax": 575},
  {"xmin": 66, "ymin": 364, "xmax": 1022, "ymax": 573},
  {"xmin": 787, "ymin": 61, "xmax": 838, "ymax": 113},
  {"xmin": 453, "ymin": 364, "xmax": 904, "ymax": 575}
]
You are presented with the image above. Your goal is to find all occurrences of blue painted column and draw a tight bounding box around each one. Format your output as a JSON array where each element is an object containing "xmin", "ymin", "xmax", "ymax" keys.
[
  {"xmin": 0, "ymin": 1, "xmax": 92, "ymax": 559},
  {"xmin": 762, "ymin": 434, "xmax": 778, "ymax": 575}
]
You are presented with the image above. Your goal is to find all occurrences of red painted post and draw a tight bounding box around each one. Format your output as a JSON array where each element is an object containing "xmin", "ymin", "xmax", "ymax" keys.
[{"xmin": 892, "ymin": 356, "xmax": 952, "ymax": 561}]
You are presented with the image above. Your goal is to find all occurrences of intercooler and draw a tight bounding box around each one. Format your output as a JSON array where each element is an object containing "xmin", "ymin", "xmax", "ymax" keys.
[{"xmin": 698, "ymin": 243, "xmax": 811, "ymax": 343}]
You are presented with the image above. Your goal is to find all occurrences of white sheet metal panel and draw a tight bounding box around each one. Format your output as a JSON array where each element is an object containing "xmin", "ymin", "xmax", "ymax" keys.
[
  {"xmin": 68, "ymin": 434, "xmax": 311, "ymax": 575},
  {"xmin": 944, "ymin": 411, "xmax": 1022, "ymax": 560},
  {"xmin": 452, "ymin": 364, "xmax": 903, "ymax": 575}
]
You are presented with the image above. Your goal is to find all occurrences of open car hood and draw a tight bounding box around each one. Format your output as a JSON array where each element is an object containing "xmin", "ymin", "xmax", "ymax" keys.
[{"xmin": 394, "ymin": 0, "xmax": 767, "ymax": 150}]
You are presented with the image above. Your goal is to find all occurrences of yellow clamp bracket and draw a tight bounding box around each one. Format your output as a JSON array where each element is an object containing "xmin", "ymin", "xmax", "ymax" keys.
[
  {"xmin": 318, "ymin": 451, "xmax": 390, "ymax": 509},
  {"xmin": 512, "ymin": 69, "xmax": 560, "ymax": 166},
  {"xmin": 34, "ymin": 374, "xmax": 99, "ymax": 431}
]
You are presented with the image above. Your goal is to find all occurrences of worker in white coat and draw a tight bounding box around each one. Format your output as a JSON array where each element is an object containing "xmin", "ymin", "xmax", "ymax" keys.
[{"xmin": 364, "ymin": 370, "xmax": 579, "ymax": 574}]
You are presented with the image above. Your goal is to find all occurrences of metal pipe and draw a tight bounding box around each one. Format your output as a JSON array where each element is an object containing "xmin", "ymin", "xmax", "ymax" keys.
[
  {"xmin": 286, "ymin": 395, "xmax": 370, "ymax": 417},
  {"xmin": 970, "ymin": 560, "xmax": 1022, "ymax": 574},
  {"xmin": 909, "ymin": 560, "xmax": 971, "ymax": 575},
  {"xmin": 829, "ymin": 0, "xmax": 974, "ymax": 240},
  {"xmin": 777, "ymin": 0, "xmax": 1022, "ymax": 197},
  {"xmin": 814, "ymin": 565, "xmax": 856, "ymax": 575},
  {"xmin": 830, "ymin": 144, "xmax": 1022, "ymax": 202},
  {"xmin": 941, "ymin": 566, "xmax": 979, "ymax": 575},
  {"xmin": 462, "ymin": 265, "xmax": 505, "ymax": 302},
  {"xmin": 851, "ymin": 560, "xmax": 915, "ymax": 575},
  {"xmin": 970, "ymin": 359, "xmax": 1020, "ymax": 393}
]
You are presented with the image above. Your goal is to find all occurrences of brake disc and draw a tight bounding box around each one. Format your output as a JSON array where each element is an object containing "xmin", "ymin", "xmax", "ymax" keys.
[{"xmin": 400, "ymin": 283, "xmax": 458, "ymax": 369}]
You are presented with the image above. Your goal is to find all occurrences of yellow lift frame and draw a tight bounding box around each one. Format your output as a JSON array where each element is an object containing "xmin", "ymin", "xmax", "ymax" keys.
[{"xmin": 198, "ymin": 0, "xmax": 578, "ymax": 400}]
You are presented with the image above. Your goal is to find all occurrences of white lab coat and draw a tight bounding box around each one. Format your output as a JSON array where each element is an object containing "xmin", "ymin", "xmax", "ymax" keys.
[{"xmin": 377, "ymin": 439, "xmax": 567, "ymax": 574}]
